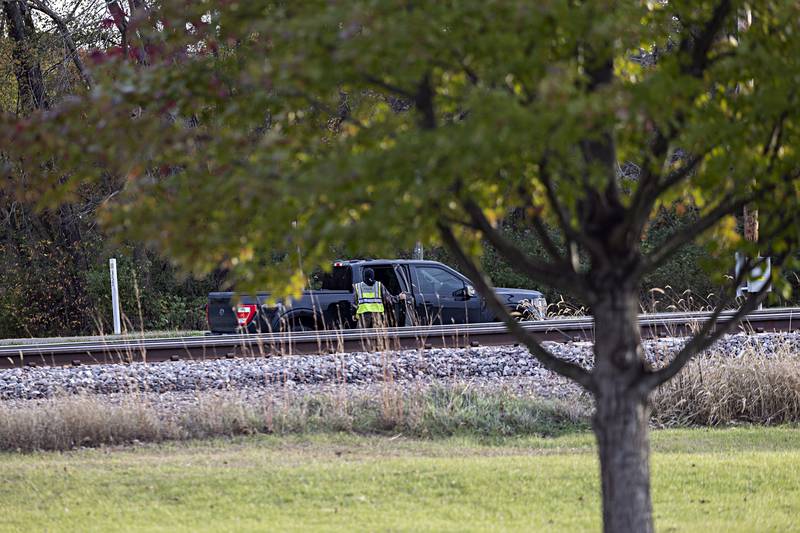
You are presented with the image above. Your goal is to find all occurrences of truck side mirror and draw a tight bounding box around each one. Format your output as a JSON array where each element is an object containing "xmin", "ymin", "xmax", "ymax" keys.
[{"xmin": 453, "ymin": 285, "xmax": 476, "ymax": 299}]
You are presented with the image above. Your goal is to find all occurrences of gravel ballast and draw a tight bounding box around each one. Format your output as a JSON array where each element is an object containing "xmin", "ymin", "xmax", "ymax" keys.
[{"xmin": 1, "ymin": 332, "xmax": 798, "ymax": 403}]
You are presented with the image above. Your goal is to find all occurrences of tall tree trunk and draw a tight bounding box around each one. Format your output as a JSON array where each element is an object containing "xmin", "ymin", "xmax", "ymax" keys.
[
  {"xmin": 105, "ymin": 0, "xmax": 128, "ymax": 56},
  {"xmin": 592, "ymin": 285, "xmax": 654, "ymax": 533},
  {"xmin": 3, "ymin": 0, "xmax": 49, "ymax": 112},
  {"xmin": 594, "ymin": 387, "xmax": 652, "ymax": 533}
]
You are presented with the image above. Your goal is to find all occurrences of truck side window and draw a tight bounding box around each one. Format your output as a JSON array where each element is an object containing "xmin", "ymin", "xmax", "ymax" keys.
[
  {"xmin": 372, "ymin": 266, "xmax": 401, "ymax": 294},
  {"xmin": 321, "ymin": 266, "xmax": 353, "ymax": 291},
  {"xmin": 308, "ymin": 270, "xmax": 323, "ymax": 290},
  {"xmin": 415, "ymin": 267, "xmax": 463, "ymax": 297}
]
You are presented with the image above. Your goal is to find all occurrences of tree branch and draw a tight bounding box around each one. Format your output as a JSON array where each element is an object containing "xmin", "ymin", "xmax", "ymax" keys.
[
  {"xmin": 127, "ymin": 0, "xmax": 151, "ymax": 65},
  {"xmin": 458, "ymin": 59, "xmax": 479, "ymax": 86},
  {"xmin": 656, "ymin": 152, "xmax": 705, "ymax": 196},
  {"xmin": 627, "ymin": 116, "xmax": 713, "ymax": 235},
  {"xmin": 627, "ymin": 0, "xmax": 734, "ymax": 232},
  {"xmin": 680, "ymin": 0, "xmax": 733, "ymax": 78},
  {"xmin": 104, "ymin": 0, "xmax": 128, "ymax": 54},
  {"xmin": 538, "ymin": 154, "xmax": 607, "ymax": 262},
  {"xmin": 763, "ymin": 109, "xmax": 788, "ymax": 174},
  {"xmin": 437, "ymin": 221, "xmax": 596, "ymax": 392},
  {"xmin": 414, "ymin": 72, "xmax": 436, "ymax": 130},
  {"xmin": 640, "ymin": 253, "xmax": 782, "ymax": 392},
  {"xmin": 626, "ymin": 126, "xmax": 673, "ymax": 230},
  {"xmin": 513, "ymin": 176, "xmax": 563, "ymax": 263},
  {"xmin": 639, "ymin": 192, "xmax": 747, "ymax": 275},
  {"xmin": 364, "ymin": 72, "xmax": 436, "ymax": 129},
  {"xmin": 30, "ymin": 0, "xmax": 93, "ymax": 90},
  {"xmin": 461, "ymin": 198, "xmax": 587, "ymax": 297},
  {"xmin": 362, "ymin": 74, "xmax": 414, "ymax": 99},
  {"xmin": 530, "ymin": 214, "xmax": 564, "ymax": 263},
  {"xmin": 282, "ymin": 89, "xmax": 365, "ymax": 129}
]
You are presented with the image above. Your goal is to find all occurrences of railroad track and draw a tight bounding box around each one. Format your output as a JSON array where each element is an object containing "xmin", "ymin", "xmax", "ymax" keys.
[{"xmin": 1, "ymin": 307, "xmax": 798, "ymax": 369}]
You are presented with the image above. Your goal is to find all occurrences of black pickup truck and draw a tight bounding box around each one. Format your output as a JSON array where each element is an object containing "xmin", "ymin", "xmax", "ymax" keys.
[{"xmin": 207, "ymin": 259, "xmax": 547, "ymax": 333}]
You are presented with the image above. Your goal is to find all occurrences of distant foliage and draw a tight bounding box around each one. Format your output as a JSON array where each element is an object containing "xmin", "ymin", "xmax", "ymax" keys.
[
  {"xmin": 0, "ymin": 240, "xmax": 94, "ymax": 337},
  {"xmin": 0, "ymin": 239, "xmax": 219, "ymax": 338}
]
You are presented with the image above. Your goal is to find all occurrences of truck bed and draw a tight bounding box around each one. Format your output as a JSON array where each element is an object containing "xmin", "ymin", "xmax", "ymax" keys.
[{"xmin": 208, "ymin": 290, "xmax": 352, "ymax": 333}]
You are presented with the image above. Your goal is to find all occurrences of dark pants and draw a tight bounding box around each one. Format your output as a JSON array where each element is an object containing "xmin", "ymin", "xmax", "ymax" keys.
[{"xmin": 356, "ymin": 313, "xmax": 386, "ymax": 328}]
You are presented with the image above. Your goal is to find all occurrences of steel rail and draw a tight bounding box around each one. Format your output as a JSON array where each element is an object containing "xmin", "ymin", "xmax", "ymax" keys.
[{"xmin": 1, "ymin": 307, "xmax": 797, "ymax": 369}]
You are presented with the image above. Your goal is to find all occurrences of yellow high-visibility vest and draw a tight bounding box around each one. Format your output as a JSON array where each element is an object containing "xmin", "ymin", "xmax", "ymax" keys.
[{"xmin": 354, "ymin": 281, "xmax": 384, "ymax": 315}]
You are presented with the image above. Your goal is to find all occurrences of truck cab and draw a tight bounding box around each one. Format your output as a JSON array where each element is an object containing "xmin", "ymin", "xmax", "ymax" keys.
[{"xmin": 353, "ymin": 260, "xmax": 483, "ymax": 325}]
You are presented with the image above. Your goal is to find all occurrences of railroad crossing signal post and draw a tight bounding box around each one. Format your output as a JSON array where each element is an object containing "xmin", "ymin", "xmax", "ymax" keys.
[
  {"xmin": 740, "ymin": 201, "xmax": 764, "ymax": 307},
  {"xmin": 735, "ymin": 253, "xmax": 771, "ymax": 308},
  {"xmin": 109, "ymin": 258, "xmax": 122, "ymax": 335}
]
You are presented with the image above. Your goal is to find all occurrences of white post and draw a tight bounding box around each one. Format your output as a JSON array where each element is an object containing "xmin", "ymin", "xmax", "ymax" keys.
[
  {"xmin": 109, "ymin": 258, "xmax": 122, "ymax": 335},
  {"xmin": 413, "ymin": 241, "xmax": 424, "ymax": 260}
]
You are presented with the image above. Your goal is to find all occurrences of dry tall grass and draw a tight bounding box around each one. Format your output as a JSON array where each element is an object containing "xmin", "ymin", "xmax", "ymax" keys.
[
  {"xmin": 652, "ymin": 343, "xmax": 800, "ymax": 426},
  {"xmin": 0, "ymin": 396, "xmax": 170, "ymax": 451},
  {"xmin": 0, "ymin": 385, "xmax": 589, "ymax": 452}
]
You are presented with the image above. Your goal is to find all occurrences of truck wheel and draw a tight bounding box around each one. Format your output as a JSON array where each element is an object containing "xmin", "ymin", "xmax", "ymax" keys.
[{"xmin": 290, "ymin": 322, "xmax": 313, "ymax": 332}]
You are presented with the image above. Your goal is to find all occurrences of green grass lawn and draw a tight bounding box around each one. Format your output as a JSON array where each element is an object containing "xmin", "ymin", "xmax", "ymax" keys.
[
  {"xmin": 1, "ymin": 427, "xmax": 799, "ymax": 532},
  {"xmin": 0, "ymin": 330, "xmax": 205, "ymax": 347}
]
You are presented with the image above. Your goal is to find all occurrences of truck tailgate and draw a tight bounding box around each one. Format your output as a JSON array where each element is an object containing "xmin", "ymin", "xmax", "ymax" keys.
[{"xmin": 208, "ymin": 292, "xmax": 264, "ymax": 333}]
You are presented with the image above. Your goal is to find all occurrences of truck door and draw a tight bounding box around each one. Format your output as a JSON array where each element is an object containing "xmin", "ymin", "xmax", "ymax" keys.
[
  {"xmin": 393, "ymin": 264, "xmax": 416, "ymax": 326},
  {"xmin": 410, "ymin": 264, "xmax": 482, "ymax": 325}
]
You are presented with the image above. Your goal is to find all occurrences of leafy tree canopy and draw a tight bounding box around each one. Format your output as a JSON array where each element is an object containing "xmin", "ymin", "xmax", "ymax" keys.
[{"xmin": 5, "ymin": 0, "xmax": 799, "ymax": 298}]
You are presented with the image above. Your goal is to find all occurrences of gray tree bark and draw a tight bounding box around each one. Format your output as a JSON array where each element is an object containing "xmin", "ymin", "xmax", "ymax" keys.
[
  {"xmin": 592, "ymin": 287, "xmax": 653, "ymax": 533},
  {"xmin": 3, "ymin": 0, "xmax": 49, "ymax": 112}
]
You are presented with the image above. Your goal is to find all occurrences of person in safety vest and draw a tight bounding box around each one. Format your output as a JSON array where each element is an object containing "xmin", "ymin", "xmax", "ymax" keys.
[{"xmin": 353, "ymin": 268, "xmax": 405, "ymax": 328}]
